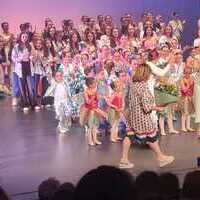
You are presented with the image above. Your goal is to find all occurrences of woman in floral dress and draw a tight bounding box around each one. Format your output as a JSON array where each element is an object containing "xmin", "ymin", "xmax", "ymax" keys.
[{"xmin": 119, "ymin": 63, "xmax": 174, "ymax": 169}]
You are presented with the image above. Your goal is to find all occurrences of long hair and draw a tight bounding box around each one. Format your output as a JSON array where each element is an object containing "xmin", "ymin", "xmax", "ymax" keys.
[
  {"xmin": 127, "ymin": 23, "xmax": 138, "ymax": 39},
  {"xmin": 84, "ymin": 30, "xmax": 97, "ymax": 47},
  {"xmin": 69, "ymin": 30, "xmax": 81, "ymax": 52},
  {"xmin": 17, "ymin": 32, "xmax": 32, "ymax": 53},
  {"xmin": 43, "ymin": 39, "xmax": 56, "ymax": 58},
  {"xmin": 164, "ymin": 24, "xmax": 173, "ymax": 38},
  {"xmin": 143, "ymin": 26, "xmax": 154, "ymax": 38}
]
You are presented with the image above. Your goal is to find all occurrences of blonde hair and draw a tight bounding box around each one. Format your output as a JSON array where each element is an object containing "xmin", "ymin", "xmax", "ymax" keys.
[{"xmin": 132, "ymin": 63, "xmax": 150, "ymax": 82}]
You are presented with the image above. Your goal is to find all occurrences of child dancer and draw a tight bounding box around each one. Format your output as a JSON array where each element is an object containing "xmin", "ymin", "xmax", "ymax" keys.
[
  {"xmin": 80, "ymin": 77, "xmax": 107, "ymax": 146},
  {"xmin": 106, "ymin": 80, "xmax": 123, "ymax": 142},
  {"xmin": 180, "ymin": 67, "xmax": 194, "ymax": 132},
  {"xmin": 45, "ymin": 71, "xmax": 74, "ymax": 133}
]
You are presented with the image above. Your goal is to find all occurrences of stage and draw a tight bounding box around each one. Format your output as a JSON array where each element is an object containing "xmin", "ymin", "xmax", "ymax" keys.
[{"xmin": 0, "ymin": 98, "xmax": 200, "ymax": 200}]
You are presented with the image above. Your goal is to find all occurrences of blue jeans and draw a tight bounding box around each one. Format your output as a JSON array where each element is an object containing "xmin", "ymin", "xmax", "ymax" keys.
[{"xmin": 12, "ymin": 72, "xmax": 20, "ymax": 98}]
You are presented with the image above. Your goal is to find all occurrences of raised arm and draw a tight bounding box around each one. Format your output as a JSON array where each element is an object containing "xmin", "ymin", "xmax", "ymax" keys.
[{"xmin": 146, "ymin": 61, "xmax": 171, "ymax": 77}]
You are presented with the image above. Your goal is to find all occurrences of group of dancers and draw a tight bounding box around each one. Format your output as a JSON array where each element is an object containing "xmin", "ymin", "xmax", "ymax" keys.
[{"xmin": 1, "ymin": 12, "xmax": 200, "ymax": 168}]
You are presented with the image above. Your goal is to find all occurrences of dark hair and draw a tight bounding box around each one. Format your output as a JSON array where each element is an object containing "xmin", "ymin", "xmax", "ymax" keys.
[
  {"xmin": 164, "ymin": 24, "xmax": 173, "ymax": 38},
  {"xmin": 44, "ymin": 18, "xmax": 53, "ymax": 27},
  {"xmin": 19, "ymin": 23, "xmax": 27, "ymax": 32},
  {"xmin": 85, "ymin": 30, "xmax": 97, "ymax": 47},
  {"xmin": 74, "ymin": 165, "xmax": 136, "ymax": 200},
  {"xmin": 144, "ymin": 26, "xmax": 154, "ymax": 38},
  {"xmin": 1, "ymin": 22, "xmax": 8, "ymax": 29},
  {"xmin": 47, "ymin": 27, "xmax": 57, "ymax": 42},
  {"xmin": 136, "ymin": 171, "xmax": 161, "ymax": 199},
  {"xmin": 44, "ymin": 39, "xmax": 56, "ymax": 58},
  {"xmin": 52, "ymin": 182, "xmax": 75, "ymax": 200},
  {"xmin": 18, "ymin": 32, "xmax": 32, "ymax": 52},
  {"xmin": 159, "ymin": 172, "xmax": 180, "ymax": 199},
  {"xmin": 110, "ymin": 81, "xmax": 117, "ymax": 90},
  {"xmin": 85, "ymin": 77, "xmax": 95, "ymax": 87},
  {"xmin": 127, "ymin": 23, "xmax": 138, "ymax": 38},
  {"xmin": 69, "ymin": 30, "xmax": 81, "ymax": 56},
  {"xmin": 182, "ymin": 170, "xmax": 200, "ymax": 199},
  {"xmin": 38, "ymin": 177, "xmax": 60, "ymax": 200},
  {"xmin": 0, "ymin": 186, "xmax": 9, "ymax": 200}
]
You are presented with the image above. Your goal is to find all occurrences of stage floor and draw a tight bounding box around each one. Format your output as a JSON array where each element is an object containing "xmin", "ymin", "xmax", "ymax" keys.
[{"xmin": 0, "ymin": 98, "xmax": 200, "ymax": 200}]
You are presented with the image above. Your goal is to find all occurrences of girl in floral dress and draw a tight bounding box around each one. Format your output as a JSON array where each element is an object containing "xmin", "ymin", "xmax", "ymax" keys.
[
  {"xmin": 57, "ymin": 51, "xmax": 77, "ymax": 117},
  {"xmin": 120, "ymin": 64, "xmax": 174, "ymax": 169},
  {"xmin": 71, "ymin": 56, "xmax": 86, "ymax": 118}
]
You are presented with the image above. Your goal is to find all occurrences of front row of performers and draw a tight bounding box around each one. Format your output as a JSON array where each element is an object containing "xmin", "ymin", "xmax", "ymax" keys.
[{"xmin": 3, "ymin": 47, "xmax": 200, "ymax": 169}]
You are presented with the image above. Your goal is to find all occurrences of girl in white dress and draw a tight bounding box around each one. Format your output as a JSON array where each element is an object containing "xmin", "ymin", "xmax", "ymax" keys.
[{"xmin": 45, "ymin": 71, "xmax": 74, "ymax": 133}]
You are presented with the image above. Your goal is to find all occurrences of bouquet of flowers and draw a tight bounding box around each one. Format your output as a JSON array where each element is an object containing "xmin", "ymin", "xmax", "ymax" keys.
[{"xmin": 155, "ymin": 83, "xmax": 179, "ymax": 106}]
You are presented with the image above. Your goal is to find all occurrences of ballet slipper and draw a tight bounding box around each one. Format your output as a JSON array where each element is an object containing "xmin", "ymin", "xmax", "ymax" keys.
[
  {"xmin": 160, "ymin": 132, "xmax": 167, "ymax": 136},
  {"xmin": 110, "ymin": 138, "xmax": 118, "ymax": 143},
  {"xmin": 169, "ymin": 130, "xmax": 179, "ymax": 134},
  {"xmin": 119, "ymin": 162, "xmax": 134, "ymax": 169},
  {"xmin": 181, "ymin": 128, "xmax": 188, "ymax": 133},
  {"xmin": 186, "ymin": 128, "xmax": 195, "ymax": 132},
  {"xmin": 94, "ymin": 140, "xmax": 102, "ymax": 145},
  {"xmin": 88, "ymin": 142, "xmax": 96, "ymax": 146}
]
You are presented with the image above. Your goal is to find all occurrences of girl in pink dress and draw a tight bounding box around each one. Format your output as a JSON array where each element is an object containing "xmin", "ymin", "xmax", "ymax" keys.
[
  {"xmin": 80, "ymin": 77, "xmax": 107, "ymax": 146},
  {"xmin": 106, "ymin": 80, "xmax": 123, "ymax": 142}
]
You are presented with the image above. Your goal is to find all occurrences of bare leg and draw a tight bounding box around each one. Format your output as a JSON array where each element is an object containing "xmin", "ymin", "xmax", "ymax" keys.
[
  {"xmin": 110, "ymin": 118, "xmax": 119, "ymax": 142},
  {"xmin": 148, "ymin": 140, "xmax": 175, "ymax": 167},
  {"xmin": 167, "ymin": 108, "xmax": 178, "ymax": 134},
  {"xmin": 88, "ymin": 128, "xmax": 95, "ymax": 146},
  {"xmin": 92, "ymin": 127, "xmax": 102, "ymax": 145},
  {"xmin": 181, "ymin": 113, "xmax": 187, "ymax": 132},
  {"xmin": 120, "ymin": 137, "xmax": 132, "ymax": 163},
  {"xmin": 148, "ymin": 140, "xmax": 166, "ymax": 160},
  {"xmin": 87, "ymin": 111, "xmax": 96, "ymax": 146},
  {"xmin": 186, "ymin": 115, "xmax": 194, "ymax": 131},
  {"xmin": 159, "ymin": 116, "xmax": 166, "ymax": 136}
]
